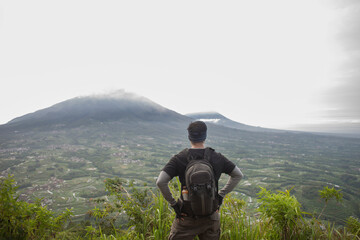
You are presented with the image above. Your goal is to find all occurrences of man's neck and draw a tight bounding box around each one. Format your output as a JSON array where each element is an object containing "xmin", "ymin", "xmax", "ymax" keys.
[{"xmin": 190, "ymin": 142, "xmax": 205, "ymax": 149}]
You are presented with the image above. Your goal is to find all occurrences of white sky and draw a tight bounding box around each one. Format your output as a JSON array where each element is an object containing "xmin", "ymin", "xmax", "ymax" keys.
[{"xmin": 0, "ymin": 0, "xmax": 358, "ymax": 132}]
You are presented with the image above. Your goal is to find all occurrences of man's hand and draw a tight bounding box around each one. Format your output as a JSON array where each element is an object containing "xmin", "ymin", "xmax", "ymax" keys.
[
  {"xmin": 171, "ymin": 201, "xmax": 187, "ymax": 221},
  {"xmin": 171, "ymin": 201, "xmax": 182, "ymax": 219}
]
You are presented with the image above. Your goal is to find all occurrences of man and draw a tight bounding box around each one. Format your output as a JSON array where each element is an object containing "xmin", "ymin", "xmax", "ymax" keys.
[{"xmin": 156, "ymin": 121, "xmax": 243, "ymax": 240}]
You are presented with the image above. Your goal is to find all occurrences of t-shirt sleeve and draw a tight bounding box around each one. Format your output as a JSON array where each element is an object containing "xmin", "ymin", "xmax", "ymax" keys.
[
  {"xmin": 162, "ymin": 155, "xmax": 179, "ymax": 179},
  {"xmin": 220, "ymin": 153, "xmax": 236, "ymax": 174}
]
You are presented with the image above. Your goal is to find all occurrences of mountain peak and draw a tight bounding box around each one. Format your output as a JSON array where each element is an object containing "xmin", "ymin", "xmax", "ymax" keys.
[
  {"xmin": 75, "ymin": 89, "xmax": 166, "ymax": 112},
  {"xmin": 5, "ymin": 90, "xmax": 189, "ymax": 129},
  {"xmin": 88, "ymin": 89, "xmax": 148, "ymax": 102}
]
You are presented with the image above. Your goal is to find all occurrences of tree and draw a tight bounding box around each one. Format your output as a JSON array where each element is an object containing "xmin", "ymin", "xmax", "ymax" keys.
[{"xmin": 318, "ymin": 186, "xmax": 343, "ymax": 219}]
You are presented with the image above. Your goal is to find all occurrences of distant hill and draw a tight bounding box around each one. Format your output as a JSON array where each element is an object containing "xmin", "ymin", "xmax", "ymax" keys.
[
  {"xmin": 2, "ymin": 90, "xmax": 190, "ymax": 131},
  {"xmin": 186, "ymin": 112, "xmax": 287, "ymax": 133}
]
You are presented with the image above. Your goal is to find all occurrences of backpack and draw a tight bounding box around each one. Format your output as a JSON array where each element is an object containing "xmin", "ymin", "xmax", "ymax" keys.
[{"xmin": 184, "ymin": 147, "xmax": 218, "ymax": 216}]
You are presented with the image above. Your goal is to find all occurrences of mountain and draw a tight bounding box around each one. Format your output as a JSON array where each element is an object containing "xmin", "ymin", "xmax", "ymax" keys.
[
  {"xmin": 186, "ymin": 112, "xmax": 287, "ymax": 133},
  {"xmin": 3, "ymin": 90, "xmax": 190, "ymax": 131}
]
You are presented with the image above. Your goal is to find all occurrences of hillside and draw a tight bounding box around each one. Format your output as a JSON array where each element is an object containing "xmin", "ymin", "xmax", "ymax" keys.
[
  {"xmin": 0, "ymin": 90, "xmax": 359, "ymax": 224},
  {"xmin": 4, "ymin": 90, "xmax": 189, "ymax": 130},
  {"xmin": 186, "ymin": 112, "xmax": 287, "ymax": 133}
]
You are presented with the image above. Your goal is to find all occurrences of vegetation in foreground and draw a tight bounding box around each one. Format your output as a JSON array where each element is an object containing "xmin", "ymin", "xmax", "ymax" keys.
[{"xmin": 1, "ymin": 175, "xmax": 360, "ymax": 240}]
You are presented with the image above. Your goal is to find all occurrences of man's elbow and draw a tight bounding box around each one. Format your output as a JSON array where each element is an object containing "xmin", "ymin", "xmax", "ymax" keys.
[
  {"xmin": 156, "ymin": 171, "xmax": 170, "ymax": 188},
  {"xmin": 234, "ymin": 166, "xmax": 244, "ymax": 181},
  {"xmin": 156, "ymin": 174, "xmax": 163, "ymax": 188},
  {"xmin": 156, "ymin": 178, "xmax": 161, "ymax": 188},
  {"xmin": 239, "ymin": 170, "xmax": 244, "ymax": 180}
]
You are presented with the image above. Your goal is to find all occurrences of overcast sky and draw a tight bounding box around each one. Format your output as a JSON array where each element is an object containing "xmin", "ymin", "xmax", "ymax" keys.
[{"xmin": 0, "ymin": 0, "xmax": 359, "ymax": 134}]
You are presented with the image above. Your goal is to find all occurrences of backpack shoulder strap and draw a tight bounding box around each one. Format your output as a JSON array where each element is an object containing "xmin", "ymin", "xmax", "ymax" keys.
[{"xmin": 186, "ymin": 147, "xmax": 213, "ymax": 163}]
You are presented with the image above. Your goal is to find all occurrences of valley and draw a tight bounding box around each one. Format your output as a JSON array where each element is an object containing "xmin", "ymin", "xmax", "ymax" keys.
[{"xmin": 1, "ymin": 121, "xmax": 359, "ymax": 224}]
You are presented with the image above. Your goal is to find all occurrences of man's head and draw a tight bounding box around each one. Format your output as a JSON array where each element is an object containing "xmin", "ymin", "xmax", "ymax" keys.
[{"xmin": 187, "ymin": 121, "xmax": 207, "ymax": 143}]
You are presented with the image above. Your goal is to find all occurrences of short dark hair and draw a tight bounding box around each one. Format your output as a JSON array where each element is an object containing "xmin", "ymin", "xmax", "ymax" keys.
[{"xmin": 187, "ymin": 121, "xmax": 207, "ymax": 143}]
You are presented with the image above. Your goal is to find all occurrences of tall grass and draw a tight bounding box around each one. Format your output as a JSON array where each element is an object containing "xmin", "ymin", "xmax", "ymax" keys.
[{"xmin": 2, "ymin": 175, "xmax": 360, "ymax": 240}]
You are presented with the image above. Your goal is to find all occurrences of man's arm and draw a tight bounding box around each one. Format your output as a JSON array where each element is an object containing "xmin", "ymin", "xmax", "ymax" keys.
[
  {"xmin": 218, "ymin": 166, "xmax": 243, "ymax": 197},
  {"xmin": 156, "ymin": 171, "xmax": 177, "ymax": 206}
]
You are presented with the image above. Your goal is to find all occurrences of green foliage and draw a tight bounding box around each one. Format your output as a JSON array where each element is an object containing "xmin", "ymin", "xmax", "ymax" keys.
[
  {"xmin": 257, "ymin": 187, "xmax": 307, "ymax": 239},
  {"xmin": 62, "ymin": 170, "xmax": 89, "ymax": 180},
  {"xmin": 0, "ymin": 175, "xmax": 72, "ymax": 240},
  {"xmin": 318, "ymin": 186, "xmax": 343, "ymax": 219},
  {"xmin": 220, "ymin": 194, "xmax": 265, "ymax": 239},
  {"xmin": 346, "ymin": 216, "xmax": 360, "ymax": 237},
  {"xmin": 151, "ymin": 191, "xmax": 173, "ymax": 240},
  {"xmin": 2, "ymin": 174, "xmax": 359, "ymax": 240},
  {"xmin": 80, "ymin": 189, "xmax": 107, "ymax": 199},
  {"xmin": 0, "ymin": 159, "xmax": 24, "ymax": 171},
  {"xmin": 84, "ymin": 177, "xmax": 175, "ymax": 239},
  {"xmin": 319, "ymin": 186, "xmax": 343, "ymax": 204}
]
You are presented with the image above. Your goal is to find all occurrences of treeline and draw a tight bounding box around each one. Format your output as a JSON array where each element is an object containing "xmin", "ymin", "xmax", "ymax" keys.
[
  {"xmin": 1, "ymin": 175, "xmax": 360, "ymax": 240},
  {"xmin": 0, "ymin": 158, "xmax": 24, "ymax": 172}
]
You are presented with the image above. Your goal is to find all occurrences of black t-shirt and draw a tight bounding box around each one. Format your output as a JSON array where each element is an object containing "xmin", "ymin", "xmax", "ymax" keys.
[{"xmin": 162, "ymin": 147, "xmax": 236, "ymax": 187}]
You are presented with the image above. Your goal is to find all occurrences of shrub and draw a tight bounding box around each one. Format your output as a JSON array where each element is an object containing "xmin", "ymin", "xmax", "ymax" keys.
[
  {"xmin": 86, "ymin": 177, "xmax": 175, "ymax": 239},
  {"xmin": 257, "ymin": 187, "xmax": 306, "ymax": 239},
  {"xmin": 0, "ymin": 175, "xmax": 72, "ymax": 240},
  {"xmin": 346, "ymin": 216, "xmax": 360, "ymax": 237},
  {"xmin": 220, "ymin": 194, "xmax": 265, "ymax": 239},
  {"xmin": 318, "ymin": 186, "xmax": 343, "ymax": 219}
]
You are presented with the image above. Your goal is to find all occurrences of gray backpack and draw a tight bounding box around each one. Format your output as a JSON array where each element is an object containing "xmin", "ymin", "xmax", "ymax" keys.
[{"xmin": 184, "ymin": 148, "xmax": 218, "ymax": 216}]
